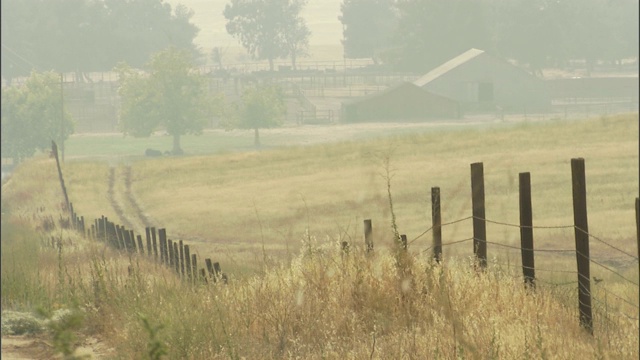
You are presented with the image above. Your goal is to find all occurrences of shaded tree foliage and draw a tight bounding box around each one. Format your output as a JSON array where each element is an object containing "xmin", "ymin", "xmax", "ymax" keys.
[
  {"xmin": 224, "ymin": 85, "xmax": 286, "ymax": 147},
  {"xmin": 1, "ymin": 0, "xmax": 199, "ymax": 82},
  {"xmin": 338, "ymin": 0, "xmax": 638, "ymax": 74},
  {"xmin": 116, "ymin": 47, "xmax": 223, "ymax": 155},
  {"xmin": 224, "ymin": 0, "xmax": 310, "ymax": 70},
  {"xmin": 339, "ymin": 0, "xmax": 397, "ymax": 62},
  {"xmin": 390, "ymin": 0, "xmax": 492, "ymax": 72},
  {"xmin": 0, "ymin": 71, "xmax": 74, "ymax": 163}
]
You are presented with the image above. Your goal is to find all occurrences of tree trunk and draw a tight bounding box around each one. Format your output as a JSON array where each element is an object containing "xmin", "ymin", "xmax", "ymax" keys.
[
  {"xmin": 268, "ymin": 57, "xmax": 274, "ymax": 72},
  {"xmin": 254, "ymin": 128, "xmax": 260, "ymax": 148},
  {"xmin": 291, "ymin": 52, "xmax": 297, "ymax": 71},
  {"xmin": 172, "ymin": 134, "xmax": 183, "ymax": 155}
]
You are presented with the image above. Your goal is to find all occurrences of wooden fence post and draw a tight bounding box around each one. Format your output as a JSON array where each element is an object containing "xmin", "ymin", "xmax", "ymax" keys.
[
  {"xmin": 205, "ymin": 259, "xmax": 214, "ymax": 282},
  {"xmin": 192, "ymin": 254, "xmax": 198, "ymax": 283},
  {"xmin": 184, "ymin": 245, "xmax": 192, "ymax": 280},
  {"xmin": 400, "ymin": 235, "xmax": 408, "ymax": 251},
  {"xmin": 129, "ymin": 230, "xmax": 136, "ymax": 252},
  {"xmin": 432, "ymin": 187, "xmax": 442, "ymax": 263},
  {"xmin": 571, "ymin": 158, "xmax": 593, "ymax": 334},
  {"xmin": 519, "ymin": 172, "xmax": 535, "ymax": 288},
  {"xmin": 168, "ymin": 239, "xmax": 174, "ymax": 267},
  {"xmin": 364, "ymin": 219, "xmax": 373, "ymax": 253},
  {"xmin": 151, "ymin": 227, "xmax": 158, "ymax": 261},
  {"xmin": 123, "ymin": 228, "xmax": 133, "ymax": 253},
  {"xmin": 178, "ymin": 241, "xmax": 184, "ymax": 276},
  {"xmin": 635, "ymin": 198, "xmax": 639, "ymax": 318},
  {"xmin": 145, "ymin": 228, "xmax": 152, "ymax": 257},
  {"xmin": 116, "ymin": 225, "xmax": 125, "ymax": 250},
  {"xmin": 158, "ymin": 229, "xmax": 167, "ymax": 265},
  {"xmin": 172, "ymin": 242, "xmax": 179, "ymax": 274},
  {"xmin": 471, "ymin": 162, "xmax": 487, "ymax": 268},
  {"xmin": 136, "ymin": 235, "xmax": 144, "ymax": 255}
]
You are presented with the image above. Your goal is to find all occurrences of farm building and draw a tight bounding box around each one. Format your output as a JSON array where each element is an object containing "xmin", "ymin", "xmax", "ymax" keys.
[
  {"xmin": 340, "ymin": 82, "xmax": 460, "ymax": 123},
  {"xmin": 414, "ymin": 48, "xmax": 551, "ymax": 112}
]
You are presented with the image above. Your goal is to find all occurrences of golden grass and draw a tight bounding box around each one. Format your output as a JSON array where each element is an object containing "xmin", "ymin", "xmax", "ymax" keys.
[
  {"xmin": 1, "ymin": 112, "xmax": 639, "ymax": 358},
  {"xmin": 54, "ymin": 114, "xmax": 639, "ymax": 276}
]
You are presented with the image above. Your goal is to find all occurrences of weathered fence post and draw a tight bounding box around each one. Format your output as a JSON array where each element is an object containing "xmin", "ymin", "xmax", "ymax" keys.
[
  {"xmin": 179, "ymin": 241, "xmax": 185, "ymax": 276},
  {"xmin": 205, "ymin": 259, "xmax": 215, "ymax": 282},
  {"xmin": 364, "ymin": 219, "xmax": 373, "ymax": 253},
  {"xmin": 192, "ymin": 254, "xmax": 198, "ymax": 283},
  {"xmin": 129, "ymin": 230, "xmax": 136, "ymax": 252},
  {"xmin": 136, "ymin": 235, "xmax": 144, "ymax": 255},
  {"xmin": 184, "ymin": 245, "xmax": 192, "ymax": 280},
  {"xmin": 145, "ymin": 228, "xmax": 152, "ymax": 257},
  {"xmin": 471, "ymin": 162, "xmax": 487, "ymax": 268},
  {"xmin": 116, "ymin": 225, "xmax": 125, "ymax": 250},
  {"xmin": 519, "ymin": 172, "xmax": 536, "ymax": 288},
  {"xmin": 635, "ymin": 198, "xmax": 639, "ymax": 317},
  {"xmin": 158, "ymin": 229, "xmax": 167, "ymax": 265},
  {"xmin": 174, "ymin": 242, "xmax": 180, "ymax": 275},
  {"xmin": 400, "ymin": 235, "xmax": 408, "ymax": 251},
  {"xmin": 151, "ymin": 227, "xmax": 158, "ymax": 261},
  {"xmin": 432, "ymin": 187, "xmax": 442, "ymax": 263},
  {"xmin": 571, "ymin": 158, "xmax": 593, "ymax": 334},
  {"xmin": 168, "ymin": 239, "xmax": 174, "ymax": 267}
]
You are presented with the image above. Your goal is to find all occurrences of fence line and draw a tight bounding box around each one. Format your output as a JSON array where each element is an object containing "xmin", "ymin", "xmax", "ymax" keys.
[{"xmin": 54, "ymin": 147, "xmax": 639, "ymax": 337}]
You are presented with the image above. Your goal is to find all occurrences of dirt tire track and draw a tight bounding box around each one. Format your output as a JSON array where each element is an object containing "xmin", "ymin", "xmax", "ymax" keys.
[
  {"xmin": 122, "ymin": 165, "xmax": 155, "ymax": 229},
  {"xmin": 107, "ymin": 167, "xmax": 136, "ymax": 230}
]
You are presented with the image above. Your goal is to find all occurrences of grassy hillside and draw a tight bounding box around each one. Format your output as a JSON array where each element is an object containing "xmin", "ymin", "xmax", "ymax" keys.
[
  {"xmin": 2, "ymin": 114, "xmax": 638, "ymax": 358},
  {"xmin": 59, "ymin": 115, "xmax": 639, "ymax": 275}
]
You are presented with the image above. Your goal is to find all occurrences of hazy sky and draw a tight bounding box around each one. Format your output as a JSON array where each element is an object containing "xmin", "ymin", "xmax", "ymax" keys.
[{"xmin": 165, "ymin": 0, "xmax": 344, "ymax": 50}]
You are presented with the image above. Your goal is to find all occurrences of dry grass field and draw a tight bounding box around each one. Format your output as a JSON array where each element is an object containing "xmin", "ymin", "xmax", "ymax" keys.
[{"xmin": 2, "ymin": 113, "xmax": 638, "ymax": 358}]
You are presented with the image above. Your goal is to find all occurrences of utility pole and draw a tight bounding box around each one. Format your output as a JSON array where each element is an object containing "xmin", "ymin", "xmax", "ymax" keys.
[{"xmin": 60, "ymin": 73, "xmax": 65, "ymax": 162}]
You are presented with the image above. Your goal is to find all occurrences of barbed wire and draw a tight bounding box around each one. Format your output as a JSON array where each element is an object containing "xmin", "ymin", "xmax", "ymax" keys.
[
  {"xmin": 593, "ymin": 289, "xmax": 640, "ymax": 311},
  {"xmin": 481, "ymin": 217, "xmax": 577, "ymax": 230},
  {"xmin": 573, "ymin": 248, "xmax": 640, "ymax": 288},
  {"xmin": 535, "ymin": 278, "xmax": 579, "ymax": 286},
  {"xmin": 409, "ymin": 216, "xmax": 473, "ymax": 245},
  {"xmin": 482, "ymin": 239, "xmax": 575, "ymax": 254},
  {"xmin": 573, "ymin": 225, "xmax": 639, "ymax": 260},
  {"xmin": 421, "ymin": 237, "xmax": 474, "ymax": 254}
]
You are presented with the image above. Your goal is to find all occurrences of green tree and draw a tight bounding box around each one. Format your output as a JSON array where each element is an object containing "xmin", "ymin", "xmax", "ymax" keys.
[
  {"xmin": 392, "ymin": 0, "xmax": 492, "ymax": 72},
  {"xmin": 226, "ymin": 85, "xmax": 286, "ymax": 148},
  {"xmin": 224, "ymin": 0, "xmax": 310, "ymax": 71},
  {"xmin": 1, "ymin": 0, "xmax": 199, "ymax": 82},
  {"xmin": 339, "ymin": 0, "xmax": 397, "ymax": 63},
  {"xmin": 0, "ymin": 71, "xmax": 74, "ymax": 164},
  {"xmin": 116, "ymin": 47, "xmax": 223, "ymax": 155}
]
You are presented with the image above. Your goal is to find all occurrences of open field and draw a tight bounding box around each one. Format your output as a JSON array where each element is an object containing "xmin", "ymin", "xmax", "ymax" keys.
[
  {"xmin": 13, "ymin": 113, "xmax": 639, "ymax": 278},
  {"xmin": 2, "ymin": 113, "xmax": 639, "ymax": 358}
]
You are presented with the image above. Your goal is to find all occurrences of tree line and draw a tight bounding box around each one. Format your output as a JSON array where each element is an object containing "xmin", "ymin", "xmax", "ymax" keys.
[
  {"xmin": 1, "ymin": 47, "xmax": 286, "ymax": 163},
  {"xmin": 2, "ymin": 0, "xmax": 637, "ymax": 79},
  {"xmin": 340, "ymin": 0, "xmax": 639, "ymax": 73}
]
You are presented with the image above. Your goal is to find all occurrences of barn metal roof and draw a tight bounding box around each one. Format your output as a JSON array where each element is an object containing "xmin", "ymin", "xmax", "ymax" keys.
[{"xmin": 413, "ymin": 48, "xmax": 485, "ymax": 87}]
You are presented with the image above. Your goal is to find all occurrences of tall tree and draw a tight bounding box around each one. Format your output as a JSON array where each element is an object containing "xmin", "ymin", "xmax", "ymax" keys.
[
  {"xmin": 224, "ymin": 85, "xmax": 286, "ymax": 147},
  {"xmin": 0, "ymin": 71, "xmax": 74, "ymax": 164},
  {"xmin": 339, "ymin": 0, "xmax": 397, "ymax": 62},
  {"xmin": 392, "ymin": 0, "xmax": 492, "ymax": 72},
  {"xmin": 1, "ymin": 0, "xmax": 199, "ymax": 82},
  {"xmin": 116, "ymin": 47, "xmax": 223, "ymax": 155},
  {"xmin": 224, "ymin": 0, "xmax": 310, "ymax": 71}
]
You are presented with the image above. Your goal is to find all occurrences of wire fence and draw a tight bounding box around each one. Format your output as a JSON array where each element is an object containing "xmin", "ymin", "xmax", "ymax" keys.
[{"xmin": 404, "ymin": 211, "xmax": 639, "ymax": 323}]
